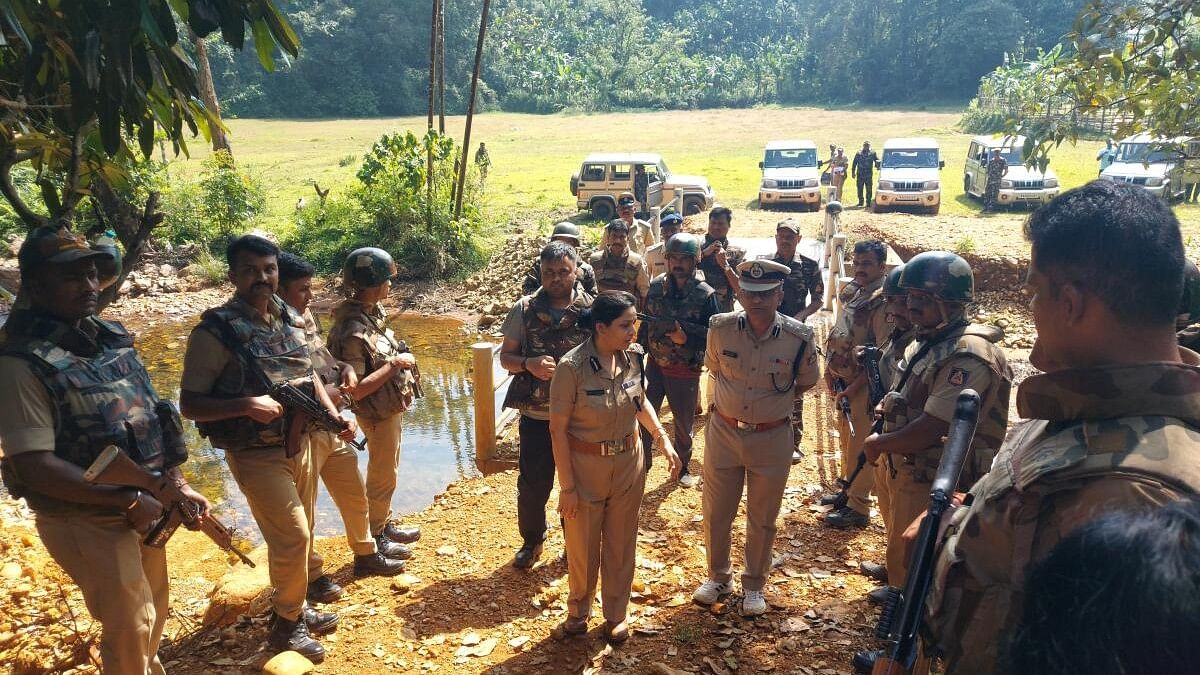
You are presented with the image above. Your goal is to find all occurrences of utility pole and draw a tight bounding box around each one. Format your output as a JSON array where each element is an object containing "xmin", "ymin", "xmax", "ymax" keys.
[
  {"xmin": 454, "ymin": 0, "xmax": 491, "ymax": 220},
  {"xmin": 437, "ymin": 0, "xmax": 446, "ymax": 134},
  {"xmin": 426, "ymin": 0, "xmax": 440, "ymax": 232}
]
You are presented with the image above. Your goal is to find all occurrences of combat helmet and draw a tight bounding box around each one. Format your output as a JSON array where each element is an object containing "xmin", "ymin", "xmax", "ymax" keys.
[
  {"xmin": 343, "ymin": 247, "xmax": 397, "ymax": 291},
  {"xmin": 882, "ymin": 264, "xmax": 906, "ymax": 298},
  {"xmin": 664, "ymin": 233, "xmax": 701, "ymax": 260},
  {"xmin": 550, "ymin": 222, "xmax": 582, "ymax": 246},
  {"xmin": 826, "ymin": 200, "xmax": 843, "ymax": 215},
  {"xmin": 898, "ymin": 251, "xmax": 973, "ymax": 303}
]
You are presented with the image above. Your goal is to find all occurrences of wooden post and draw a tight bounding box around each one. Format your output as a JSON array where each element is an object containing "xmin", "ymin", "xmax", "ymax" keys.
[
  {"xmin": 437, "ymin": 0, "xmax": 446, "ymax": 134},
  {"xmin": 472, "ymin": 343, "xmax": 497, "ymax": 462},
  {"xmin": 425, "ymin": 0, "xmax": 439, "ymax": 232},
  {"xmin": 454, "ymin": 0, "xmax": 493, "ymax": 220}
]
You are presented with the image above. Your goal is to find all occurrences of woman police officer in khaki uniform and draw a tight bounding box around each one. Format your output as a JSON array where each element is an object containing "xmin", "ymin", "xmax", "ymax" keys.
[{"xmin": 549, "ymin": 291, "xmax": 682, "ymax": 642}]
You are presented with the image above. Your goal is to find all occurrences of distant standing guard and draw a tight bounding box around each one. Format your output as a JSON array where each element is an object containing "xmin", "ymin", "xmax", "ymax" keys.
[
  {"xmin": 522, "ymin": 222, "xmax": 597, "ymax": 296},
  {"xmin": 638, "ymin": 233, "xmax": 719, "ymax": 483},
  {"xmin": 326, "ymin": 248, "xmax": 423, "ymax": 559},
  {"xmin": 692, "ymin": 259, "xmax": 820, "ymax": 617},
  {"xmin": 1096, "ymin": 138, "xmax": 1116, "ymax": 175},
  {"xmin": 852, "ymin": 142, "xmax": 879, "ymax": 207},
  {"xmin": 827, "ymin": 147, "xmax": 849, "ymax": 202},
  {"xmin": 983, "ymin": 148, "xmax": 1009, "ymax": 211},
  {"xmin": 475, "ymin": 142, "xmax": 491, "ymax": 179},
  {"xmin": 590, "ymin": 219, "xmax": 650, "ymax": 304},
  {"xmin": 698, "ymin": 206, "xmax": 746, "ymax": 312}
]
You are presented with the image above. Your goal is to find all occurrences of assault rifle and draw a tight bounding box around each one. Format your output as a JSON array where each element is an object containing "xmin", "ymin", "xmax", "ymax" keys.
[
  {"xmin": 830, "ymin": 346, "xmax": 886, "ymax": 510},
  {"xmin": 84, "ymin": 445, "xmax": 256, "ymax": 567},
  {"xmin": 636, "ymin": 312, "xmax": 710, "ymax": 335},
  {"xmin": 872, "ymin": 390, "xmax": 980, "ymax": 675}
]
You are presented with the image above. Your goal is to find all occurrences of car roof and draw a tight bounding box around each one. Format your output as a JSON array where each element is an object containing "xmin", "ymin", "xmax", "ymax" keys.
[
  {"xmin": 882, "ymin": 137, "xmax": 939, "ymax": 149},
  {"xmin": 970, "ymin": 134, "xmax": 1026, "ymax": 149},
  {"xmin": 583, "ymin": 153, "xmax": 664, "ymax": 164},
  {"xmin": 765, "ymin": 140, "xmax": 817, "ymax": 150}
]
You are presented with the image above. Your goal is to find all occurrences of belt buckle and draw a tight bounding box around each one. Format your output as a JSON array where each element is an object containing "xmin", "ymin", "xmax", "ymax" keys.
[
  {"xmin": 601, "ymin": 440, "xmax": 625, "ymax": 456},
  {"xmin": 736, "ymin": 419, "xmax": 756, "ymax": 432}
]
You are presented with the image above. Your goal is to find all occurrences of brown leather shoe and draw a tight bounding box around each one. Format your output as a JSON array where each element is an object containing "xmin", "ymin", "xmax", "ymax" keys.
[
  {"xmin": 605, "ymin": 620, "xmax": 629, "ymax": 644},
  {"xmin": 559, "ymin": 615, "xmax": 588, "ymax": 636}
]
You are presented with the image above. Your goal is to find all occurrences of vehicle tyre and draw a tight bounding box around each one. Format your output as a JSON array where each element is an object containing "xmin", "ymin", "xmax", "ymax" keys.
[
  {"xmin": 684, "ymin": 197, "xmax": 704, "ymax": 216},
  {"xmin": 963, "ymin": 175, "xmax": 972, "ymax": 196},
  {"xmin": 591, "ymin": 199, "xmax": 615, "ymax": 222},
  {"xmin": 929, "ymin": 203, "xmax": 941, "ymax": 216}
]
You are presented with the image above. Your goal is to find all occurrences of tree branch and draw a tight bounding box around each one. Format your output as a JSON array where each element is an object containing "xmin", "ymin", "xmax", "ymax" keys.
[{"xmin": 0, "ymin": 147, "xmax": 49, "ymax": 228}]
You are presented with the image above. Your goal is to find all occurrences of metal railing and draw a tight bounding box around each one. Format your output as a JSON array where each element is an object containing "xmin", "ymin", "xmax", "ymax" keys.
[
  {"xmin": 823, "ymin": 233, "xmax": 851, "ymax": 325},
  {"xmin": 471, "ymin": 342, "xmax": 517, "ymax": 462}
]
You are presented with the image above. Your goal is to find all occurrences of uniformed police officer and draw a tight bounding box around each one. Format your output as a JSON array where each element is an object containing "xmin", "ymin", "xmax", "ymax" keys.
[
  {"xmin": 857, "ymin": 264, "xmax": 915, "ymax": 586},
  {"xmin": 326, "ymin": 248, "xmax": 423, "ymax": 559},
  {"xmin": 858, "ymin": 251, "xmax": 1011, "ymax": 597},
  {"xmin": 590, "ymin": 219, "xmax": 650, "ymax": 304},
  {"xmin": 549, "ymin": 291, "xmax": 681, "ymax": 643},
  {"xmin": 851, "ymin": 141, "xmax": 879, "ymax": 207},
  {"xmin": 643, "ymin": 212, "xmax": 684, "ymax": 280},
  {"xmin": 692, "ymin": 259, "xmax": 820, "ymax": 618},
  {"xmin": 983, "ymin": 148, "xmax": 1009, "ymax": 211},
  {"xmin": 0, "ymin": 226, "xmax": 208, "ymax": 675},
  {"xmin": 180, "ymin": 235, "xmax": 342, "ymax": 662},
  {"xmin": 638, "ymin": 233, "xmax": 719, "ymax": 484},
  {"xmin": 698, "ymin": 206, "xmax": 746, "ymax": 313},
  {"xmin": 522, "ymin": 222, "xmax": 597, "ymax": 296},
  {"xmin": 918, "ymin": 181, "xmax": 1200, "ymax": 675},
  {"xmin": 617, "ymin": 191, "xmax": 655, "ymax": 255},
  {"xmin": 769, "ymin": 219, "xmax": 825, "ymax": 463},
  {"xmin": 276, "ymin": 253, "xmax": 407, "ymax": 591},
  {"xmin": 822, "ymin": 240, "xmax": 890, "ymax": 529},
  {"xmin": 500, "ymin": 241, "xmax": 594, "ymax": 568}
]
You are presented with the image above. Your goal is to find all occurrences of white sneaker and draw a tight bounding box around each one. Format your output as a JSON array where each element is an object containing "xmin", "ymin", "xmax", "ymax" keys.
[
  {"xmin": 692, "ymin": 579, "xmax": 733, "ymax": 605},
  {"xmin": 740, "ymin": 590, "xmax": 767, "ymax": 617},
  {"xmin": 679, "ymin": 473, "xmax": 699, "ymax": 488}
]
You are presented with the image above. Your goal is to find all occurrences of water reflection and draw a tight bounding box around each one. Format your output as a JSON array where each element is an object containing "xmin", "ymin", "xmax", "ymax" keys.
[{"xmin": 133, "ymin": 311, "xmax": 493, "ymax": 542}]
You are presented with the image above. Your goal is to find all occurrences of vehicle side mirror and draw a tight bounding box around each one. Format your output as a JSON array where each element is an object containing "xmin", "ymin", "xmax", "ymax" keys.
[
  {"xmin": 939, "ymin": 160, "xmax": 946, "ymax": 169},
  {"xmin": 758, "ymin": 161, "xmax": 764, "ymax": 169},
  {"xmin": 874, "ymin": 160, "xmax": 880, "ymax": 168}
]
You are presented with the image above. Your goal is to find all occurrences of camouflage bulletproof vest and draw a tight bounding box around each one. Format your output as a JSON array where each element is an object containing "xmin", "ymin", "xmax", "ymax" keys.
[
  {"xmin": 501, "ymin": 288, "xmax": 593, "ymax": 414},
  {"xmin": 698, "ymin": 236, "xmax": 746, "ymax": 310},
  {"xmin": 825, "ymin": 278, "xmax": 886, "ymax": 380},
  {"xmin": 590, "ymin": 249, "xmax": 644, "ymax": 295},
  {"xmin": 643, "ymin": 275, "xmax": 715, "ymax": 371},
  {"xmin": 194, "ymin": 298, "xmax": 314, "ymax": 450},
  {"xmin": 878, "ymin": 326, "xmax": 916, "ymax": 390},
  {"xmin": 885, "ymin": 322, "xmax": 1012, "ymax": 484},
  {"xmin": 775, "ymin": 254, "xmax": 823, "ymax": 317},
  {"xmin": 302, "ymin": 309, "xmax": 340, "ymax": 386},
  {"xmin": 0, "ymin": 311, "xmax": 171, "ymax": 511},
  {"xmin": 926, "ymin": 361, "xmax": 1200, "ymax": 674},
  {"xmin": 327, "ymin": 300, "xmax": 416, "ymax": 422}
]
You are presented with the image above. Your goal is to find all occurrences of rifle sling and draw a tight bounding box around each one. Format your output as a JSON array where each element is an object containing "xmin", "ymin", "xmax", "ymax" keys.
[{"xmin": 893, "ymin": 319, "xmax": 969, "ymax": 394}]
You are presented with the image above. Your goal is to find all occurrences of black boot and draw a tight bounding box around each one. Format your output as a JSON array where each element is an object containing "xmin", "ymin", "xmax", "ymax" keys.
[
  {"xmin": 306, "ymin": 575, "xmax": 344, "ymax": 604},
  {"xmin": 303, "ymin": 607, "xmax": 339, "ymax": 635},
  {"xmin": 375, "ymin": 534, "xmax": 413, "ymax": 560},
  {"xmin": 512, "ymin": 542, "xmax": 543, "ymax": 569},
  {"xmin": 853, "ymin": 650, "xmax": 881, "ymax": 674},
  {"xmin": 268, "ymin": 613, "xmax": 325, "ymax": 663},
  {"xmin": 381, "ymin": 522, "xmax": 421, "ymax": 544},
  {"xmin": 354, "ymin": 552, "xmax": 405, "ymax": 577}
]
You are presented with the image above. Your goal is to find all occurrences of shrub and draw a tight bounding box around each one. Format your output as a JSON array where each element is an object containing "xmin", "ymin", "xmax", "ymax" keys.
[
  {"xmin": 955, "ymin": 237, "xmax": 977, "ymax": 256},
  {"xmin": 191, "ymin": 248, "xmax": 229, "ymax": 286},
  {"xmin": 197, "ymin": 150, "xmax": 266, "ymax": 245}
]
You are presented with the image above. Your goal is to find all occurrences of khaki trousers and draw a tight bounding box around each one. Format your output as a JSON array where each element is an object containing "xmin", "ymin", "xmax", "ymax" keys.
[
  {"xmin": 838, "ymin": 387, "xmax": 874, "ymax": 516},
  {"xmin": 884, "ymin": 466, "xmax": 931, "ymax": 588},
  {"xmin": 563, "ymin": 444, "xmax": 646, "ymax": 623},
  {"xmin": 360, "ymin": 412, "xmax": 403, "ymax": 536},
  {"xmin": 225, "ymin": 446, "xmax": 314, "ymax": 621},
  {"xmin": 703, "ymin": 414, "xmax": 792, "ymax": 592},
  {"xmin": 305, "ymin": 431, "xmax": 376, "ymax": 580},
  {"xmin": 874, "ymin": 458, "xmax": 893, "ymax": 540},
  {"xmin": 36, "ymin": 512, "xmax": 168, "ymax": 675}
]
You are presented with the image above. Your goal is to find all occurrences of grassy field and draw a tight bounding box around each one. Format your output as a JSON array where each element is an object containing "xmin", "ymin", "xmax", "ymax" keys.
[{"xmin": 174, "ymin": 107, "xmax": 1200, "ymax": 234}]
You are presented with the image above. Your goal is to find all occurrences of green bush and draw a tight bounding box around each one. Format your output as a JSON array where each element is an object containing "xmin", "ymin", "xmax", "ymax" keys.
[
  {"xmin": 197, "ymin": 150, "xmax": 266, "ymax": 246},
  {"xmin": 285, "ymin": 130, "xmax": 486, "ymax": 280}
]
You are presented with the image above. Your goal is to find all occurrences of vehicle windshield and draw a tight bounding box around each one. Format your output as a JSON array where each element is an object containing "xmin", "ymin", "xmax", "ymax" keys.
[
  {"xmin": 657, "ymin": 161, "xmax": 671, "ymax": 179},
  {"xmin": 881, "ymin": 149, "xmax": 939, "ymax": 168},
  {"xmin": 1116, "ymin": 142, "xmax": 1178, "ymax": 164},
  {"xmin": 987, "ymin": 148, "xmax": 1023, "ymax": 165},
  {"xmin": 763, "ymin": 149, "xmax": 817, "ymax": 168}
]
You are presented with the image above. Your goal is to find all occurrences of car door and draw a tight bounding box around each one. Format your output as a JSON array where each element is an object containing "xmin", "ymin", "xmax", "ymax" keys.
[
  {"xmin": 644, "ymin": 164, "xmax": 664, "ymax": 207},
  {"xmin": 965, "ymin": 142, "xmax": 982, "ymax": 195},
  {"xmin": 578, "ymin": 163, "xmax": 606, "ymax": 203},
  {"xmin": 609, "ymin": 163, "xmax": 633, "ymax": 197}
]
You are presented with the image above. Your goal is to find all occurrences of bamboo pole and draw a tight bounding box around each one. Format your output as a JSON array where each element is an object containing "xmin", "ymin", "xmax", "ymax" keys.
[
  {"xmin": 454, "ymin": 0, "xmax": 492, "ymax": 220},
  {"xmin": 472, "ymin": 343, "xmax": 497, "ymax": 462},
  {"xmin": 426, "ymin": 0, "xmax": 439, "ymax": 232},
  {"xmin": 437, "ymin": 0, "xmax": 446, "ymax": 134}
]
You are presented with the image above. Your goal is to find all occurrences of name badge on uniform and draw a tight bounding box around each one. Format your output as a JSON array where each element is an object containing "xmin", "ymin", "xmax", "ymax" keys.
[
  {"xmin": 948, "ymin": 367, "xmax": 969, "ymax": 386},
  {"xmin": 585, "ymin": 389, "xmax": 605, "ymax": 396},
  {"xmin": 622, "ymin": 379, "xmax": 639, "ymax": 392},
  {"xmin": 722, "ymin": 349, "xmax": 738, "ymax": 358},
  {"xmin": 774, "ymin": 357, "xmax": 792, "ymax": 368}
]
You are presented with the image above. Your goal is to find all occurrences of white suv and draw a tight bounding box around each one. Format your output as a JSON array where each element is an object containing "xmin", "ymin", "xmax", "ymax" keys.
[
  {"xmin": 1100, "ymin": 134, "xmax": 1193, "ymax": 201},
  {"xmin": 964, "ymin": 135, "xmax": 1060, "ymax": 207},
  {"xmin": 758, "ymin": 140, "xmax": 821, "ymax": 210},
  {"xmin": 874, "ymin": 138, "xmax": 943, "ymax": 215}
]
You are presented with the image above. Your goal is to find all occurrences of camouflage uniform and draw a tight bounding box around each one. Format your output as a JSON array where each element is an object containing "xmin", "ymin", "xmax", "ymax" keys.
[
  {"xmin": 824, "ymin": 277, "xmax": 890, "ymax": 516},
  {"xmin": 878, "ymin": 321, "xmax": 1011, "ymax": 586},
  {"xmin": 983, "ymin": 155, "xmax": 1008, "ymax": 210},
  {"xmin": 589, "ymin": 248, "xmax": 649, "ymax": 301},
  {"xmin": 926, "ymin": 352, "xmax": 1200, "ymax": 674},
  {"xmin": 500, "ymin": 287, "xmax": 594, "ymax": 549},
  {"xmin": 0, "ymin": 310, "xmax": 183, "ymax": 675},
  {"xmin": 698, "ymin": 236, "xmax": 746, "ymax": 312},
  {"xmin": 522, "ymin": 256, "xmax": 597, "ymax": 296},
  {"xmin": 327, "ymin": 300, "xmax": 418, "ymax": 536},
  {"xmin": 637, "ymin": 274, "xmax": 719, "ymax": 473},
  {"xmin": 852, "ymin": 149, "xmax": 879, "ymax": 205}
]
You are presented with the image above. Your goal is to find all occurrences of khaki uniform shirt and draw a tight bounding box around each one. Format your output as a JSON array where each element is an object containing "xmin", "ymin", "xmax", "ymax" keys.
[
  {"xmin": 926, "ymin": 350, "xmax": 1200, "ymax": 674},
  {"xmin": 628, "ymin": 219, "xmax": 655, "ymax": 256},
  {"xmin": 0, "ymin": 356, "xmax": 55, "ymax": 455},
  {"xmin": 549, "ymin": 339, "xmax": 644, "ymax": 443},
  {"xmin": 644, "ymin": 242, "xmax": 667, "ymax": 280},
  {"xmin": 705, "ymin": 312, "xmax": 819, "ymax": 423}
]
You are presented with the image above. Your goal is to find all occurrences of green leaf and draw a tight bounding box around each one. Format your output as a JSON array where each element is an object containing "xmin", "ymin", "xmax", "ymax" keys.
[{"xmin": 251, "ymin": 19, "xmax": 274, "ymax": 71}]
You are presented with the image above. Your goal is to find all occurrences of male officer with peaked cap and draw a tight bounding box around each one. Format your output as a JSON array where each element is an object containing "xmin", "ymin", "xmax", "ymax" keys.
[{"xmin": 692, "ymin": 259, "xmax": 820, "ymax": 618}]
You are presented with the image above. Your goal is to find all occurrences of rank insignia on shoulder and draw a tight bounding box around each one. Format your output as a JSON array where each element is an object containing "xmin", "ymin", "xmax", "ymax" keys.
[
  {"xmin": 722, "ymin": 349, "xmax": 738, "ymax": 358},
  {"xmin": 948, "ymin": 367, "xmax": 969, "ymax": 386}
]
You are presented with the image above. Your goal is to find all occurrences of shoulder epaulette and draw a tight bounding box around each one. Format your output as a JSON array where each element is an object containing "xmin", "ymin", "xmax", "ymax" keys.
[
  {"xmin": 779, "ymin": 315, "xmax": 815, "ymax": 340},
  {"xmin": 709, "ymin": 312, "xmax": 739, "ymax": 330}
]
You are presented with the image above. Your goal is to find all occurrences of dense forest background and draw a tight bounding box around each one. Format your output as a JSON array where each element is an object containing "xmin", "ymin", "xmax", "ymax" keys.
[{"xmin": 208, "ymin": 0, "xmax": 1083, "ymax": 117}]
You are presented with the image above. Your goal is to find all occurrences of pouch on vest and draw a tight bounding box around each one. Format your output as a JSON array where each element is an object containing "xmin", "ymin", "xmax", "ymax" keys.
[{"xmin": 880, "ymin": 391, "xmax": 910, "ymax": 433}]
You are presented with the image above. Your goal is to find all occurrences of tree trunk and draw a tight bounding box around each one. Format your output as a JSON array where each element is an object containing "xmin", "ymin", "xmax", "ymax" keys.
[
  {"xmin": 454, "ymin": 0, "xmax": 492, "ymax": 220},
  {"xmin": 190, "ymin": 30, "xmax": 232, "ymax": 154}
]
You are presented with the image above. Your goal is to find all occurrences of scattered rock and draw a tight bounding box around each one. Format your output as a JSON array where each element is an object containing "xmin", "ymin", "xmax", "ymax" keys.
[
  {"xmin": 202, "ymin": 545, "xmax": 271, "ymax": 627},
  {"xmin": 261, "ymin": 651, "xmax": 314, "ymax": 675}
]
